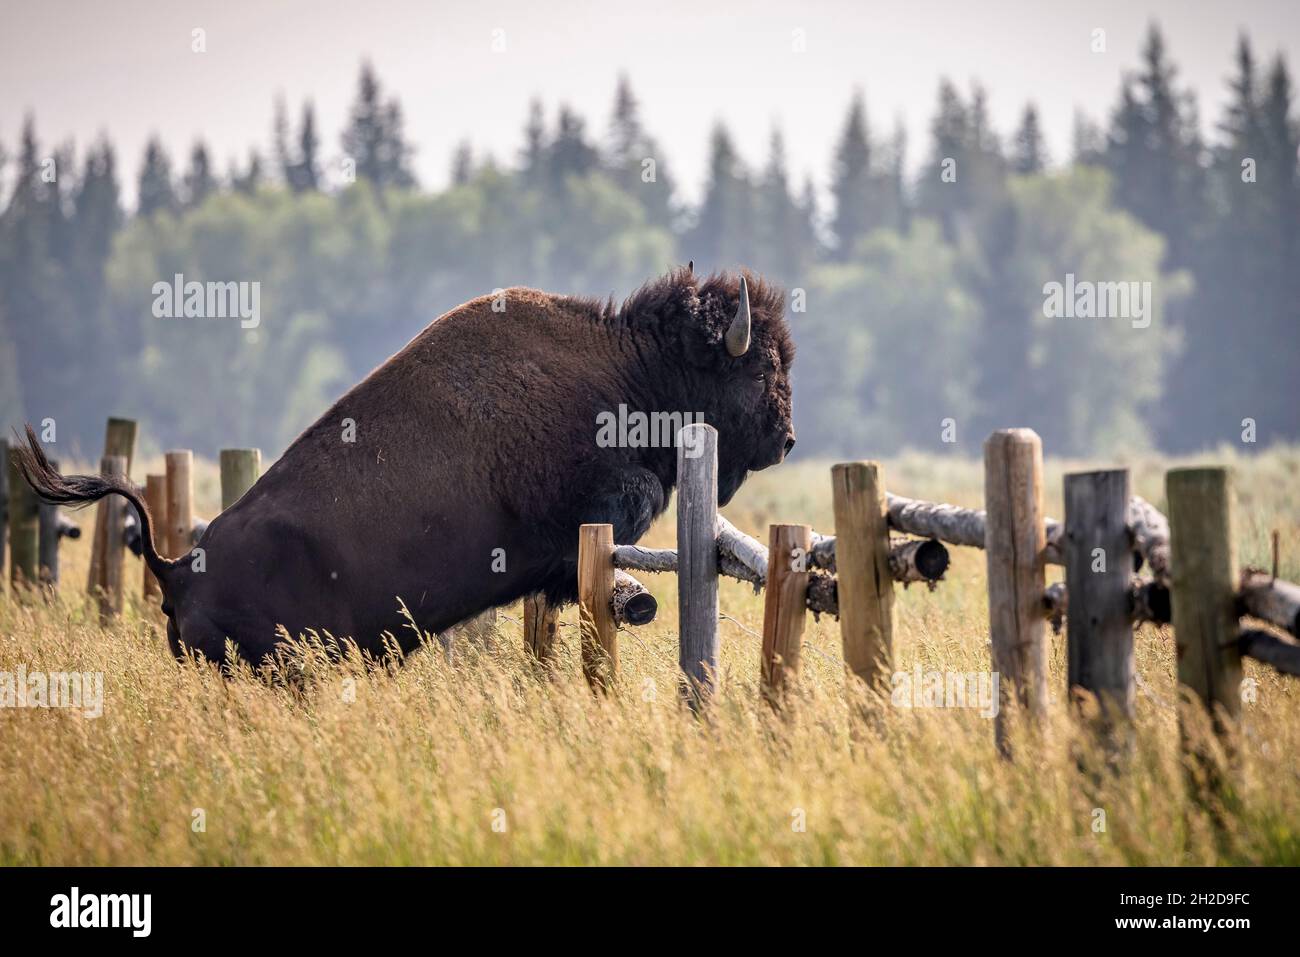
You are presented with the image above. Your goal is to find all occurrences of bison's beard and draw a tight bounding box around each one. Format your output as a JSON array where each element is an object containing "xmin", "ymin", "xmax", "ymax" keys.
[{"xmin": 717, "ymin": 467, "xmax": 749, "ymax": 507}]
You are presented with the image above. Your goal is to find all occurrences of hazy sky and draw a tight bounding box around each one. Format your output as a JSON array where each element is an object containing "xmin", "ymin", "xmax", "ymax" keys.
[{"xmin": 3, "ymin": 0, "xmax": 1298, "ymax": 203}]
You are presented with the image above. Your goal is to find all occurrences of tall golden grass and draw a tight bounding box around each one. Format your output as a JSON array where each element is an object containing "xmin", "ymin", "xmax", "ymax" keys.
[{"xmin": 1, "ymin": 446, "xmax": 1297, "ymax": 865}]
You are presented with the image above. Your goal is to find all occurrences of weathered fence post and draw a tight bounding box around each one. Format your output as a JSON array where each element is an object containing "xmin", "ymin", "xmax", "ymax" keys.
[
  {"xmin": 87, "ymin": 417, "xmax": 137, "ymax": 595},
  {"xmin": 832, "ymin": 462, "xmax": 894, "ymax": 695},
  {"xmin": 98, "ymin": 455, "xmax": 128, "ymax": 621},
  {"xmin": 1064, "ymin": 469, "xmax": 1134, "ymax": 730},
  {"xmin": 219, "ymin": 448, "xmax": 261, "ymax": 510},
  {"xmin": 677, "ymin": 422, "xmax": 719, "ymax": 703},
  {"xmin": 984, "ymin": 428, "xmax": 1048, "ymax": 754},
  {"xmin": 523, "ymin": 593, "xmax": 559, "ymax": 663},
  {"xmin": 7, "ymin": 444, "xmax": 39, "ymax": 590},
  {"xmin": 1167, "ymin": 467, "xmax": 1242, "ymax": 734},
  {"xmin": 0, "ymin": 438, "xmax": 8, "ymax": 594},
  {"xmin": 37, "ymin": 458, "xmax": 61, "ymax": 587},
  {"xmin": 760, "ymin": 523, "xmax": 813, "ymax": 708},
  {"xmin": 578, "ymin": 523, "xmax": 617, "ymax": 691},
  {"xmin": 165, "ymin": 450, "xmax": 194, "ymax": 561},
  {"xmin": 143, "ymin": 474, "xmax": 168, "ymax": 600}
]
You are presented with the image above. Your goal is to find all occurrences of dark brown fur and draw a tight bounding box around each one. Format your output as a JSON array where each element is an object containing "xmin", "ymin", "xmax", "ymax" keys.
[{"xmin": 16, "ymin": 267, "xmax": 795, "ymax": 666}]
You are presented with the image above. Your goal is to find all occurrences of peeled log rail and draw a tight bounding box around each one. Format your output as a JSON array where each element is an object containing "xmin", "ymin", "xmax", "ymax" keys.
[
  {"xmin": 612, "ymin": 570, "xmax": 658, "ymax": 626},
  {"xmin": 885, "ymin": 491, "xmax": 1171, "ymax": 573},
  {"xmin": 1042, "ymin": 578, "xmax": 1171, "ymax": 630},
  {"xmin": 1238, "ymin": 628, "xmax": 1300, "ymax": 677},
  {"xmin": 888, "ymin": 537, "xmax": 950, "ymax": 584},
  {"xmin": 1128, "ymin": 495, "xmax": 1172, "ymax": 581},
  {"xmin": 124, "ymin": 510, "xmax": 206, "ymax": 554},
  {"xmin": 770, "ymin": 524, "xmax": 951, "ymax": 585},
  {"xmin": 612, "ymin": 544, "xmax": 677, "ymax": 574},
  {"xmin": 717, "ymin": 515, "xmax": 768, "ymax": 582},
  {"xmin": 886, "ymin": 493, "xmax": 999, "ymax": 550},
  {"xmin": 1238, "ymin": 571, "xmax": 1300, "ymax": 637}
]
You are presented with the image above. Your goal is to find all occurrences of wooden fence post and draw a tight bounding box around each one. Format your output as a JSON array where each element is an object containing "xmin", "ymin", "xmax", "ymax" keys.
[
  {"xmin": 578, "ymin": 523, "xmax": 617, "ymax": 691},
  {"xmin": 7, "ymin": 444, "xmax": 39, "ymax": 590},
  {"xmin": 165, "ymin": 450, "xmax": 194, "ymax": 561},
  {"xmin": 523, "ymin": 593, "xmax": 559, "ymax": 663},
  {"xmin": 219, "ymin": 448, "xmax": 261, "ymax": 510},
  {"xmin": 761, "ymin": 523, "xmax": 813, "ymax": 708},
  {"xmin": 832, "ymin": 462, "xmax": 893, "ymax": 694},
  {"xmin": 1167, "ymin": 467, "xmax": 1242, "ymax": 732},
  {"xmin": 37, "ymin": 458, "xmax": 61, "ymax": 587},
  {"xmin": 0, "ymin": 438, "xmax": 8, "ymax": 595},
  {"xmin": 677, "ymin": 422, "xmax": 719, "ymax": 703},
  {"xmin": 984, "ymin": 428, "xmax": 1048, "ymax": 754},
  {"xmin": 143, "ymin": 474, "xmax": 168, "ymax": 600},
  {"xmin": 98, "ymin": 455, "xmax": 128, "ymax": 621},
  {"xmin": 1064, "ymin": 469, "xmax": 1134, "ymax": 729},
  {"xmin": 87, "ymin": 417, "xmax": 137, "ymax": 595}
]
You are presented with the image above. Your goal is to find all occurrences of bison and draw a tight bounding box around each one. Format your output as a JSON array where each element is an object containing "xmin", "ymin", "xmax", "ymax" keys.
[{"xmin": 15, "ymin": 266, "xmax": 795, "ymax": 666}]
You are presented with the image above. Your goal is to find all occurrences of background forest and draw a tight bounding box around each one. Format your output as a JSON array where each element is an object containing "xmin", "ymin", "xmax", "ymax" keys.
[{"xmin": 0, "ymin": 24, "xmax": 1296, "ymax": 460}]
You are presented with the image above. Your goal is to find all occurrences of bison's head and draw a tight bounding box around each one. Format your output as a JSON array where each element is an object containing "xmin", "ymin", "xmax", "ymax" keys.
[{"xmin": 677, "ymin": 269, "xmax": 795, "ymax": 505}]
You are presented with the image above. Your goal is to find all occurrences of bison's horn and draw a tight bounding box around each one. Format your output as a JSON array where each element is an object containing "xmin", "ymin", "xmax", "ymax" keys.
[{"xmin": 725, "ymin": 275, "xmax": 751, "ymax": 357}]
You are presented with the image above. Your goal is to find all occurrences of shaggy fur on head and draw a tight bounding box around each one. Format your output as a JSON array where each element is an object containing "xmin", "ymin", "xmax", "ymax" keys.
[{"xmin": 572, "ymin": 266, "xmax": 794, "ymax": 372}]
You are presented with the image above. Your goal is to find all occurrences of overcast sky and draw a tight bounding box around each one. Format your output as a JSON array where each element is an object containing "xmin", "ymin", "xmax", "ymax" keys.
[{"xmin": 2, "ymin": 0, "xmax": 1297, "ymax": 204}]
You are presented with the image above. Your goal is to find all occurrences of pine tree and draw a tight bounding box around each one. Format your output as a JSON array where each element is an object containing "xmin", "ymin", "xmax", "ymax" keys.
[
  {"xmin": 294, "ymin": 102, "xmax": 321, "ymax": 192},
  {"xmin": 273, "ymin": 95, "xmax": 292, "ymax": 186},
  {"xmin": 1012, "ymin": 103, "xmax": 1048, "ymax": 173},
  {"xmin": 1105, "ymin": 24, "xmax": 1205, "ymax": 268},
  {"xmin": 830, "ymin": 91, "xmax": 871, "ymax": 259},
  {"xmin": 601, "ymin": 76, "xmax": 675, "ymax": 229},
  {"xmin": 608, "ymin": 75, "xmax": 641, "ymax": 168},
  {"xmin": 521, "ymin": 99, "xmax": 546, "ymax": 185},
  {"xmin": 451, "ymin": 140, "xmax": 474, "ymax": 186},
  {"xmin": 72, "ymin": 139, "xmax": 123, "ymax": 270},
  {"xmin": 688, "ymin": 123, "xmax": 754, "ymax": 270},
  {"xmin": 755, "ymin": 129, "xmax": 803, "ymax": 281},
  {"xmin": 1071, "ymin": 110, "xmax": 1106, "ymax": 166},
  {"xmin": 547, "ymin": 106, "xmax": 599, "ymax": 188},
  {"xmin": 137, "ymin": 136, "xmax": 177, "ymax": 217},
  {"xmin": 232, "ymin": 149, "xmax": 264, "ymax": 195},
  {"xmin": 915, "ymin": 79, "xmax": 970, "ymax": 239},
  {"xmin": 341, "ymin": 63, "xmax": 416, "ymax": 189},
  {"xmin": 380, "ymin": 100, "xmax": 416, "ymax": 188},
  {"xmin": 0, "ymin": 117, "xmax": 78, "ymax": 431},
  {"xmin": 182, "ymin": 141, "xmax": 218, "ymax": 209}
]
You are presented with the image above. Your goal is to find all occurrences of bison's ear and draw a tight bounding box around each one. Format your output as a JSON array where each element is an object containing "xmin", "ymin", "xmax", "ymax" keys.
[{"xmin": 724, "ymin": 276, "xmax": 751, "ymax": 357}]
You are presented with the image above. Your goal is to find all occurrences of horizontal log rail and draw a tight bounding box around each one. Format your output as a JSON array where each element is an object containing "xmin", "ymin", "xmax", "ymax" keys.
[
  {"xmin": 612, "ymin": 570, "xmax": 657, "ymax": 626},
  {"xmin": 1042, "ymin": 578, "xmax": 1172, "ymax": 632},
  {"xmin": 1238, "ymin": 570, "xmax": 1300, "ymax": 637},
  {"xmin": 884, "ymin": 492, "xmax": 1173, "ymax": 575},
  {"xmin": 1238, "ymin": 628, "xmax": 1300, "ymax": 677}
]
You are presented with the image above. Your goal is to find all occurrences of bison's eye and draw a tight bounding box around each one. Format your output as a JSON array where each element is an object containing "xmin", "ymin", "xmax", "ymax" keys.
[{"xmin": 754, "ymin": 372, "xmax": 766, "ymax": 383}]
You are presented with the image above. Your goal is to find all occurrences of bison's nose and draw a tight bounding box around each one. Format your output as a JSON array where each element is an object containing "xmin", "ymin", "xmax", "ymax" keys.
[{"xmin": 784, "ymin": 435, "xmax": 796, "ymax": 456}]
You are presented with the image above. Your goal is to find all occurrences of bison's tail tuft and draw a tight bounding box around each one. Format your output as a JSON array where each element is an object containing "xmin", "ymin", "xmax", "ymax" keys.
[{"xmin": 11, "ymin": 423, "xmax": 179, "ymax": 589}]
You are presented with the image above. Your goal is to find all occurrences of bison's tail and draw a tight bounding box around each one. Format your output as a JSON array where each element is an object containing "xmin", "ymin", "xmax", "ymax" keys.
[{"xmin": 11, "ymin": 423, "xmax": 179, "ymax": 589}]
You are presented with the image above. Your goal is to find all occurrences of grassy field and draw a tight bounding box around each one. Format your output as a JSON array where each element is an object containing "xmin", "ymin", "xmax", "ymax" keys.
[{"xmin": 2, "ymin": 446, "xmax": 1298, "ymax": 865}]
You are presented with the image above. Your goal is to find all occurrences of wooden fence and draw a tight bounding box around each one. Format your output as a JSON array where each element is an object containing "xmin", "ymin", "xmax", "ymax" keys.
[
  {"xmin": 3, "ymin": 418, "xmax": 254, "ymax": 607},
  {"xmin": 5, "ymin": 418, "xmax": 1299, "ymax": 762},
  {"xmin": 544, "ymin": 423, "xmax": 1300, "ymax": 758}
]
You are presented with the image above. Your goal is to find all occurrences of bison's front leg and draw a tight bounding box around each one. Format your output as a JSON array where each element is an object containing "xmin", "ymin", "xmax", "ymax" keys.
[
  {"xmin": 576, "ymin": 465, "xmax": 667, "ymax": 546},
  {"xmin": 541, "ymin": 466, "xmax": 668, "ymax": 606}
]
